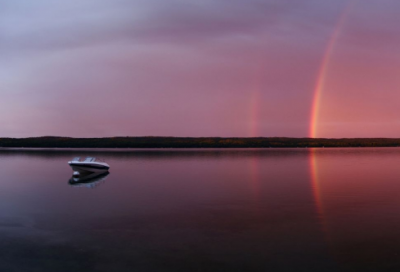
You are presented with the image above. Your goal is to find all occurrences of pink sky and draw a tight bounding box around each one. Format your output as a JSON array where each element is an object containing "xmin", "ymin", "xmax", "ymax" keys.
[{"xmin": 2, "ymin": 0, "xmax": 400, "ymax": 138}]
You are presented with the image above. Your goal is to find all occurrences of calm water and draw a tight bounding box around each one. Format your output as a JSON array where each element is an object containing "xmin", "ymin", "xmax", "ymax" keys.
[{"xmin": 1, "ymin": 148, "xmax": 400, "ymax": 271}]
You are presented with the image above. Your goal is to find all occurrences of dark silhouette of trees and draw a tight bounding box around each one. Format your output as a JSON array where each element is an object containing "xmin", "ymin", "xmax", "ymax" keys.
[{"xmin": 0, "ymin": 136, "xmax": 399, "ymax": 148}]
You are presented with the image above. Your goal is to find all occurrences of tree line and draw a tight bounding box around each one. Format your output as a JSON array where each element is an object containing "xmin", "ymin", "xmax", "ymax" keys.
[{"xmin": 0, "ymin": 136, "xmax": 400, "ymax": 148}]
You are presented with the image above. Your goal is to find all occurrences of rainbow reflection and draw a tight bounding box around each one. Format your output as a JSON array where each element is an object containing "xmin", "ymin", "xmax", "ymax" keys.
[
  {"xmin": 309, "ymin": 148, "xmax": 324, "ymax": 218},
  {"xmin": 249, "ymin": 156, "xmax": 261, "ymax": 202},
  {"xmin": 309, "ymin": 148, "xmax": 332, "ymax": 240}
]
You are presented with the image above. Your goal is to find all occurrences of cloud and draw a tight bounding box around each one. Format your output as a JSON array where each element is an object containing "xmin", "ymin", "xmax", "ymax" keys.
[
  {"xmin": 7, "ymin": 0, "xmax": 400, "ymax": 137},
  {"xmin": 1, "ymin": 0, "xmax": 347, "ymax": 55}
]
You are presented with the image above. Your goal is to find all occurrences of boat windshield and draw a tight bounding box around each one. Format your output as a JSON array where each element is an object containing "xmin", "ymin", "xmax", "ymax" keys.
[
  {"xmin": 84, "ymin": 157, "xmax": 95, "ymax": 162},
  {"xmin": 72, "ymin": 157, "xmax": 80, "ymax": 162}
]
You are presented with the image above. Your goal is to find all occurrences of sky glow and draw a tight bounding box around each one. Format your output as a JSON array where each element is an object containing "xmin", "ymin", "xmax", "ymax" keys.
[{"xmin": 2, "ymin": 0, "xmax": 400, "ymax": 137}]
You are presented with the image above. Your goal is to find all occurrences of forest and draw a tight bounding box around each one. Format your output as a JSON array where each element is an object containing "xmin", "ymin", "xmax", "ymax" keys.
[{"xmin": 1, "ymin": 136, "xmax": 400, "ymax": 148}]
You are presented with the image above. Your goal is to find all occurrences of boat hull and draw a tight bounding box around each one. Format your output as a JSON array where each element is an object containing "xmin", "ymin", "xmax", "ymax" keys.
[{"xmin": 69, "ymin": 162, "xmax": 109, "ymax": 173}]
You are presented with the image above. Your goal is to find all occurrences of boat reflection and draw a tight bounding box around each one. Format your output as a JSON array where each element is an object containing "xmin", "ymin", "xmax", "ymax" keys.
[{"xmin": 68, "ymin": 171, "xmax": 109, "ymax": 188}]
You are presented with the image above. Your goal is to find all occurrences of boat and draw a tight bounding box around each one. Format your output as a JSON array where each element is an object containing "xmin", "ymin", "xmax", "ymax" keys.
[{"xmin": 68, "ymin": 157, "xmax": 110, "ymax": 174}]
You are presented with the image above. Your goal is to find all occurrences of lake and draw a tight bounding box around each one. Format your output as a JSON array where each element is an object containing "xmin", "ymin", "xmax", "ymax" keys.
[{"xmin": 1, "ymin": 148, "xmax": 400, "ymax": 271}]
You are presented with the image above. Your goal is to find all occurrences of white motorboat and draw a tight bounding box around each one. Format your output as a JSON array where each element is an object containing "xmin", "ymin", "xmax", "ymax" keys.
[{"xmin": 68, "ymin": 157, "xmax": 110, "ymax": 173}]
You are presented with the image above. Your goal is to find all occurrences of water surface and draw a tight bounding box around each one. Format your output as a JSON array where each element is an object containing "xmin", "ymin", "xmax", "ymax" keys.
[{"xmin": 1, "ymin": 148, "xmax": 400, "ymax": 271}]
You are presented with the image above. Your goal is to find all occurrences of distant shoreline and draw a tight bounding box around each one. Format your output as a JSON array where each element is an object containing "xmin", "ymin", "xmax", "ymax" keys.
[{"xmin": 1, "ymin": 137, "xmax": 400, "ymax": 148}]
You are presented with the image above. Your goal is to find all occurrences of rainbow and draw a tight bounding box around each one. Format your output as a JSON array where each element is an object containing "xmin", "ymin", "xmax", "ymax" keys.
[
  {"xmin": 249, "ymin": 91, "xmax": 260, "ymax": 137},
  {"xmin": 310, "ymin": 1, "xmax": 356, "ymax": 138},
  {"xmin": 309, "ymin": 1, "xmax": 357, "ymax": 240}
]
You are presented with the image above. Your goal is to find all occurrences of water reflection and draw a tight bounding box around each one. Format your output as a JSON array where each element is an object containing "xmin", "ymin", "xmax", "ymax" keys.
[
  {"xmin": 68, "ymin": 171, "xmax": 109, "ymax": 188},
  {"xmin": 309, "ymin": 148, "xmax": 400, "ymax": 271},
  {"xmin": 1, "ymin": 148, "xmax": 400, "ymax": 271}
]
